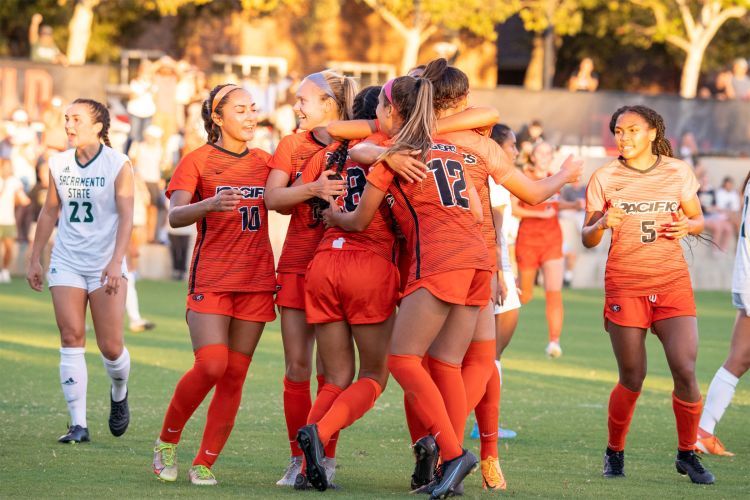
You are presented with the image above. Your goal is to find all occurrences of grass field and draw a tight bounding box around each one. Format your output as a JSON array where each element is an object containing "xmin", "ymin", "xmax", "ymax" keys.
[{"xmin": 0, "ymin": 279, "xmax": 748, "ymax": 498}]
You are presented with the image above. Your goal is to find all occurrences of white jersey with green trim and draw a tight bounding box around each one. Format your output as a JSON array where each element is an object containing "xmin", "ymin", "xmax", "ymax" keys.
[
  {"xmin": 733, "ymin": 180, "xmax": 750, "ymax": 294},
  {"xmin": 49, "ymin": 145, "xmax": 130, "ymax": 274}
]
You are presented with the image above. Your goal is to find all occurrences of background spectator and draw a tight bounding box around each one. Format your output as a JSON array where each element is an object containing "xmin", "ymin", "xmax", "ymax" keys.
[
  {"xmin": 678, "ymin": 131, "xmax": 700, "ymax": 168},
  {"xmin": 727, "ymin": 58, "xmax": 750, "ymax": 100},
  {"xmin": 559, "ymin": 180, "xmax": 586, "ymax": 287},
  {"xmin": 0, "ymin": 158, "xmax": 30, "ymax": 283},
  {"xmin": 42, "ymin": 96, "xmax": 67, "ymax": 152},
  {"xmin": 129, "ymin": 124, "xmax": 166, "ymax": 243},
  {"xmin": 124, "ymin": 61, "xmax": 157, "ymax": 154},
  {"xmin": 28, "ymin": 13, "xmax": 67, "ymax": 65},
  {"xmin": 698, "ymin": 171, "xmax": 734, "ymax": 252},
  {"xmin": 716, "ymin": 176, "xmax": 742, "ymax": 233},
  {"xmin": 568, "ymin": 57, "xmax": 599, "ymax": 92}
]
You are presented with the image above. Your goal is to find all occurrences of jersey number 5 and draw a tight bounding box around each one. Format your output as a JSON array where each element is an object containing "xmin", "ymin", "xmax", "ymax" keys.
[
  {"xmin": 69, "ymin": 201, "xmax": 94, "ymax": 223},
  {"xmin": 640, "ymin": 220, "xmax": 656, "ymax": 243},
  {"xmin": 428, "ymin": 158, "xmax": 469, "ymax": 209}
]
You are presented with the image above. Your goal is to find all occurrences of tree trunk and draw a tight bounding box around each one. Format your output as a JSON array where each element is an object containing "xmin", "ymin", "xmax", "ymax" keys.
[
  {"xmin": 66, "ymin": 0, "xmax": 99, "ymax": 65},
  {"xmin": 680, "ymin": 45, "xmax": 705, "ymax": 99},
  {"xmin": 524, "ymin": 33, "xmax": 545, "ymax": 91},
  {"xmin": 401, "ymin": 29, "xmax": 422, "ymax": 76}
]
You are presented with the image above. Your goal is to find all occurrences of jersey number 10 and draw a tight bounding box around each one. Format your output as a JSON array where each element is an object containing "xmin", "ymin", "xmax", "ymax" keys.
[{"xmin": 239, "ymin": 206, "xmax": 260, "ymax": 232}]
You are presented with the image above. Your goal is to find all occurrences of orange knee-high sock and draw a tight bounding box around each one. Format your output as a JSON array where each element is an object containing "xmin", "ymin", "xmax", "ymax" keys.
[
  {"xmin": 388, "ymin": 354, "xmax": 463, "ymax": 461},
  {"xmin": 545, "ymin": 290, "xmax": 563, "ymax": 343},
  {"xmin": 315, "ymin": 374, "xmax": 339, "ymax": 457},
  {"xmin": 475, "ymin": 363, "xmax": 500, "ymax": 460},
  {"xmin": 427, "ymin": 356, "xmax": 468, "ymax": 448},
  {"xmin": 160, "ymin": 344, "xmax": 228, "ymax": 444},
  {"xmin": 193, "ymin": 350, "xmax": 252, "ymax": 467},
  {"xmin": 673, "ymin": 393, "xmax": 702, "ymax": 451},
  {"xmin": 308, "ymin": 383, "xmax": 343, "ymax": 458},
  {"xmin": 405, "ymin": 355, "xmax": 431, "ymax": 444},
  {"xmin": 462, "ymin": 340, "xmax": 497, "ymax": 414},
  {"xmin": 316, "ymin": 374, "xmax": 326, "ymax": 395},
  {"xmin": 283, "ymin": 377, "xmax": 311, "ymax": 457},
  {"xmin": 317, "ymin": 378, "xmax": 383, "ymax": 445},
  {"xmin": 607, "ymin": 383, "xmax": 640, "ymax": 452}
]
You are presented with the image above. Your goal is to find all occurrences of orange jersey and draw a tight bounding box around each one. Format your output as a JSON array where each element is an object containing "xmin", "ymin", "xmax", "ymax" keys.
[
  {"xmin": 585, "ymin": 156, "xmax": 700, "ymax": 297},
  {"xmin": 302, "ymin": 134, "xmax": 397, "ymax": 263},
  {"xmin": 516, "ymin": 191, "xmax": 562, "ymax": 246},
  {"xmin": 367, "ymin": 136, "xmax": 493, "ymax": 286},
  {"xmin": 440, "ymin": 130, "xmax": 515, "ymax": 267},
  {"xmin": 166, "ymin": 143, "xmax": 276, "ymax": 294},
  {"xmin": 269, "ymin": 131, "xmax": 331, "ymax": 274}
]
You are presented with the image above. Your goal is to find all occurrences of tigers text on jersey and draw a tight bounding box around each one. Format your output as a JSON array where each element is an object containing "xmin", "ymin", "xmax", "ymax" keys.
[
  {"xmin": 733, "ymin": 180, "xmax": 750, "ymax": 293},
  {"xmin": 269, "ymin": 131, "xmax": 330, "ymax": 274},
  {"xmin": 166, "ymin": 144, "xmax": 275, "ymax": 294},
  {"xmin": 302, "ymin": 134, "xmax": 397, "ymax": 263},
  {"xmin": 440, "ymin": 131, "xmax": 515, "ymax": 269},
  {"xmin": 366, "ymin": 136, "xmax": 493, "ymax": 286},
  {"xmin": 49, "ymin": 145, "xmax": 129, "ymax": 274},
  {"xmin": 585, "ymin": 156, "xmax": 699, "ymax": 297}
]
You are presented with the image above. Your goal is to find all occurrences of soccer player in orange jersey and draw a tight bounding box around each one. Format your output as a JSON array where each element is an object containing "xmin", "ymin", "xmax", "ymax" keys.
[
  {"xmin": 151, "ymin": 85, "xmax": 276, "ymax": 485},
  {"xmin": 263, "ymin": 70, "xmax": 356, "ymax": 486},
  {"xmin": 583, "ymin": 105, "xmax": 714, "ymax": 484},
  {"xmin": 512, "ymin": 141, "xmax": 581, "ymax": 359}
]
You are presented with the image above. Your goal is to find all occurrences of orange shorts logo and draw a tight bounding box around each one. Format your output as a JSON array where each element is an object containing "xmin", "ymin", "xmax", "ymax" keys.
[
  {"xmin": 275, "ymin": 284, "xmax": 282, "ymax": 292},
  {"xmin": 609, "ymin": 304, "xmax": 621, "ymax": 312},
  {"xmin": 192, "ymin": 294, "xmax": 204, "ymax": 302}
]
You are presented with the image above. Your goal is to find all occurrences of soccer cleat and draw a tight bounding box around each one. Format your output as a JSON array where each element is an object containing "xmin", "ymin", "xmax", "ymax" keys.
[
  {"xmin": 129, "ymin": 320, "xmax": 156, "ymax": 333},
  {"xmin": 109, "ymin": 390, "xmax": 130, "ymax": 437},
  {"xmin": 58, "ymin": 424, "xmax": 90, "ymax": 443},
  {"xmin": 545, "ymin": 341, "xmax": 562, "ymax": 358},
  {"xmin": 296, "ymin": 424, "xmax": 328, "ymax": 491},
  {"xmin": 411, "ymin": 435, "xmax": 439, "ymax": 491},
  {"xmin": 293, "ymin": 473, "xmax": 312, "ymax": 490},
  {"xmin": 276, "ymin": 455, "xmax": 303, "ymax": 486},
  {"xmin": 323, "ymin": 456, "xmax": 337, "ymax": 484},
  {"xmin": 189, "ymin": 465, "xmax": 217, "ymax": 486},
  {"xmin": 153, "ymin": 440, "xmax": 178, "ymax": 482},
  {"xmin": 695, "ymin": 433, "xmax": 734, "ymax": 457},
  {"xmin": 481, "ymin": 456, "xmax": 507, "ymax": 490},
  {"xmin": 602, "ymin": 447, "xmax": 625, "ymax": 478},
  {"xmin": 429, "ymin": 449, "xmax": 478, "ymax": 499},
  {"xmin": 675, "ymin": 450, "xmax": 715, "ymax": 485}
]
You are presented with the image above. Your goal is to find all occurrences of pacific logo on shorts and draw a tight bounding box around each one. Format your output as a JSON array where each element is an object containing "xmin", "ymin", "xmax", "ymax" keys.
[
  {"xmin": 609, "ymin": 304, "xmax": 621, "ymax": 313},
  {"xmin": 192, "ymin": 294, "xmax": 204, "ymax": 302},
  {"xmin": 616, "ymin": 200, "xmax": 679, "ymax": 215}
]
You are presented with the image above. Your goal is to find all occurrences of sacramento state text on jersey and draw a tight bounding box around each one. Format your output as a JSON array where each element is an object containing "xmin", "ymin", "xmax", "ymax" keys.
[{"xmin": 57, "ymin": 174, "xmax": 106, "ymax": 199}]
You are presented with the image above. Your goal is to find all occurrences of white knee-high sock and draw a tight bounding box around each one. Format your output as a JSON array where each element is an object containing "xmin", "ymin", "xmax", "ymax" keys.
[
  {"xmin": 700, "ymin": 366, "xmax": 739, "ymax": 434},
  {"xmin": 60, "ymin": 347, "xmax": 87, "ymax": 428},
  {"xmin": 102, "ymin": 347, "xmax": 130, "ymax": 402},
  {"xmin": 125, "ymin": 271, "xmax": 142, "ymax": 324}
]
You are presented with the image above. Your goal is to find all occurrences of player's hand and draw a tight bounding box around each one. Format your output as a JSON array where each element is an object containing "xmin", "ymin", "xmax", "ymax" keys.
[
  {"xmin": 322, "ymin": 203, "xmax": 342, "ymax": 229},
  {"xmin": 312, "ymin": 170, "xmax": 346, "ymax": 199},
  {"xmin": 497, "ymin": 273, "xmax": 508, "ymax": 305},
  {"xmin": 208, "ymin": 188, "xmax": 242, "ymax": 212},
  {"xmin": 101, "ymin": 261, "xmax": 123, "ymax": 296},
  {"xmin": 538, "ymin": 206, "xmax": 556, "ymax": 219},
  {"xmin": 598, "ymin": 203, "xmax": 625, "ymax": 230},
  {"xmin": 661, "ymin": 211, "xmax": 689, "ymax": 239},
  {"xmin": 384, "ymin": 150, "xmax": 427, "ymax": 183},
  {"xmin": 559, "ymin": 154, "xmax": 584, "ymax": 184},
  {"xmin": 26, "ymin": 261, "xmax": 44, "ymax": 292},
  {"xmin": 32, "ymin": 13, "xmax": 43, "ymax": 24}
]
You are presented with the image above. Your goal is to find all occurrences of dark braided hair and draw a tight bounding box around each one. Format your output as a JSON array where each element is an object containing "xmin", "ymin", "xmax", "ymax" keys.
[
  {"xmin": 201, "ymin": 84, "xmax": 238, "ymax": 144},
  {"xmin": 307, "ymin": 86, "xmax": 383, "ymax": 227},
  {"xmin": 609, "ymin": 105, "xmax": 673, "ymax": 157},
  {"xmin": 72, "ymin": 98, "xmax": 111, "ymax": 147}
]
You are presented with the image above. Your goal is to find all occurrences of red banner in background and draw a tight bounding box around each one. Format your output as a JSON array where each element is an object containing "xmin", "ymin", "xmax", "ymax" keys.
[{"xmin": 0, "ymin": 58, "xmax": 108, "ymax": 121}]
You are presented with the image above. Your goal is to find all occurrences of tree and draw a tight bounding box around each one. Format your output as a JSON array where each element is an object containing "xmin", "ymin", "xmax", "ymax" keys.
[
  {"xmin": 358, "ymin": 0, "xmax": 510, "ymax": 75},
  {"xmin": 622, "ymin": 0, "xmax": 750, "ymax": 98}
]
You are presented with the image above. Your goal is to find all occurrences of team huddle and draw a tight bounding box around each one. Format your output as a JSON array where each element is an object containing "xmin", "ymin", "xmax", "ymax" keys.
[{"xmin": 27, "ymin": 56, "xmax": 750, "ymax": 497}]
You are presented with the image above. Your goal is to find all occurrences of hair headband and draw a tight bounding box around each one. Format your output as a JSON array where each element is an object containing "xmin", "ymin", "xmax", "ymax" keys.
[
  {"xmin": 305, "ymin": 72, "xmax": 337, "ymax": 100},
  {"xmin": 211, "ymin": 84, "xmax": 241, "ymax": 113},
  {"xmin": 383, "ymin": 78, "xmax": 395, "ymax": 108}
]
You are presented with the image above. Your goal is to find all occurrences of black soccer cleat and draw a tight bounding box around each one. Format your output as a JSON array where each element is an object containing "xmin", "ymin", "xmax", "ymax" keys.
[
  {"xmin": 296, "ymin": 424, "xmax": 328, "ymax": 491},
  {"xmin": 293, "ymin": 473, "xmax": 312, "ymax": 490},
  {"xmin": 429, "ymin": 449, "xmax": 478, "ymax": 499},
  {"xmin": 603, "ymin": 447, "xmax": 625, "ymax": 478},
  {"xmin": 675, "ymin": 450, "xmax": 715, "ymax": 485},
  {"xmin": 58, "ymin": 424, "xmax": 90, "ymax": 443},
  {"xmin": 109, "ymin": 390, "xmax": 130, "ymax": 437},
  {"xmin": 411, "ymin": 435, "xmax": 439, "ymax": 491}
]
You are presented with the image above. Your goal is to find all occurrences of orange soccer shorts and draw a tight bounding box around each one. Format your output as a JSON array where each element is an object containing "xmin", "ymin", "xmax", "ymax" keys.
[
  {"xmin": 275, "ymin": 272, "xmax": 306, "ymax": 310},
  {"xmin": 403, "ymin": 269, "xmax": 491, "ymax": 307},
  {"xmin": 603, "ymin": 291, "xmax": 696, "ymax": 330},
  {"xmin": 187, "ymin": 291, "xmax": 276, "ymax": 322},
  {"xmin": 515, "ymin": 243, "xmax": 563, "ymax": 271},
  {"xmin": 305, "ymin": 250, "xmax": 399, "ymax": 325}
]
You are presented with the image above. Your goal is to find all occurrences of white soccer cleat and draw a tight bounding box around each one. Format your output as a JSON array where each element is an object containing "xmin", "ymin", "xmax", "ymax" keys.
[
  {"xmin": 276, "ymin": 456, "xmax": 303, "ymax": 486},
  {"xmin": 323, "ymin": 456, "xmax": 337, "ymax": 483},
  {"xmin": 188, "ymin": 465, "xmax": 217, "ymax": 485},
  {"xmin": 545, "ymin": 341, "xmax": 562, "ymax": 358},
  {"xmin": 152, "ymin": 440, "xmax": 178, "ymax": 482}
]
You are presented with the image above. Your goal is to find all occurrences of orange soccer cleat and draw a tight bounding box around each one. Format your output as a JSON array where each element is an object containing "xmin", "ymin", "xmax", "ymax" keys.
[
  {"xmin": 481, "ymin": 456, "xmax": 507, "ymax": 490},
  {"xmin": 695, "ymin": 430, "xmax": 734, "ymax": 457}
]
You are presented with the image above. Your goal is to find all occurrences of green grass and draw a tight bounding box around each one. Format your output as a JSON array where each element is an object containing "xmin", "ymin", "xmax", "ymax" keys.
[{"xmin": 0, "ymin": 280, "xmax": 748, "ymax": 498}]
